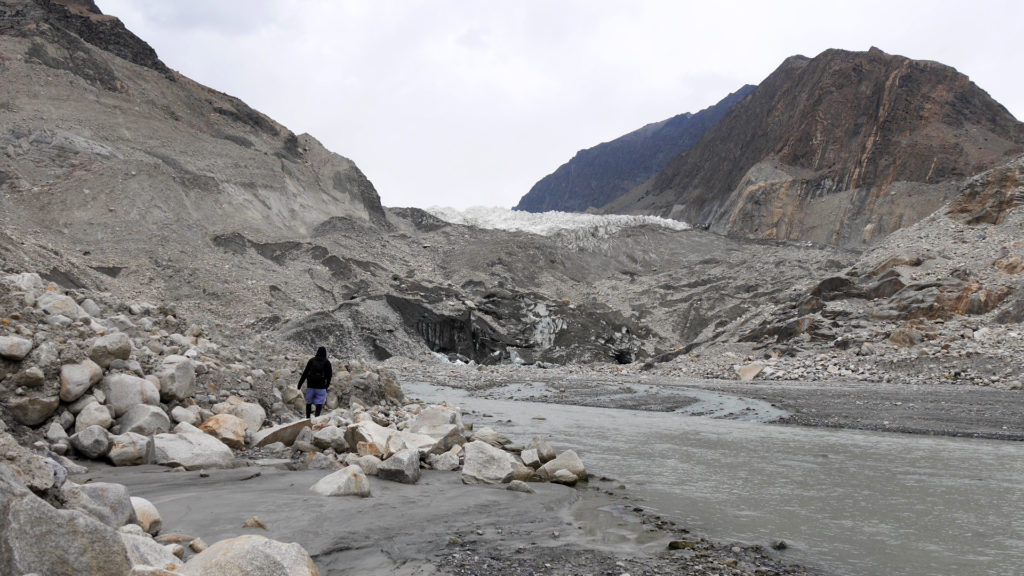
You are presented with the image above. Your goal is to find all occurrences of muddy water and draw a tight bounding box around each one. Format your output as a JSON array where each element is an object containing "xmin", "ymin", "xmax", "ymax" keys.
[{"xmin": 406, "ymin": 381, "xmax": 1024, "ymax": 576}]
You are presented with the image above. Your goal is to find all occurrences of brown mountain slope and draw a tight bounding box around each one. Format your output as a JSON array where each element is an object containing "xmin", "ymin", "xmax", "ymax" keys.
[{"xmin": 604, "ymin": 48, "xmax": 1024, "ymax": 247}]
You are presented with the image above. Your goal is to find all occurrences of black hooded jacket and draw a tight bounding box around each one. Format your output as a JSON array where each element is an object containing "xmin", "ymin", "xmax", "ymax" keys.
[{"xmin": 298, "ymin": 347, "xmax": 332, "ymax": 390}]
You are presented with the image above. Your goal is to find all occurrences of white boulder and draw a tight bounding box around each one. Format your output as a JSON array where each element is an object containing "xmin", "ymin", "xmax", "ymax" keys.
[
  {"xmin": 310, "ymin": 465, "xmax": 371, "ymax": 497},
  {"xmin": 461, "ymin": 440, "xmax": 514, "ymax": 485}
]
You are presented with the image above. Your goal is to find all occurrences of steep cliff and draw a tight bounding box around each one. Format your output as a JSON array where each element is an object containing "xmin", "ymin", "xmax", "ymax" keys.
[
  {"xmin": 604, "ymin": 48, "xmax": 1024, "ymax": 247},
  {"xmin": 515, "ymin": 85, "xmax": 755, "ymax": 213}
]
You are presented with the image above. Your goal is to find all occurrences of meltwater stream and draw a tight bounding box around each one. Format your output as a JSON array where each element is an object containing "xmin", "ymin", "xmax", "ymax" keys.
[{"xmin": 405, "ymin": 381, "xmax": 1024, "ymax": 576}]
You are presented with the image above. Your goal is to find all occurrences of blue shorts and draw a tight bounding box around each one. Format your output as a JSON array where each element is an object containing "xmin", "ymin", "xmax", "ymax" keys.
[{"xmin": 304, "ymin": 388, "xmax": 327, "ymax": 405}]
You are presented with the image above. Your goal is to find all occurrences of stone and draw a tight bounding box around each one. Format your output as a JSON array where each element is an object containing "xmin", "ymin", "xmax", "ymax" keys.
[
  {"xmin": 0, "ymin": 464, "xmax": 132, "ymax": 576},
  {"xmin": 351, "ymin": 454, "xmax": 382, "ymax": 475},
  {"xmin": 79, "ymin": 481, "xmax": 138, "ymax": 528},
  {"xmin": 309, "ymin": 465, "xmax": 371, "ymax": 497},
  {"xmin": 157, "ymin": 358, "xmax": 196, "ymax": 403},
  {"xmin": 550, "ymin": 469, "xmax": 579, "ymax": 486},
  {"xmin": 8, "ymin": 394, "xmax": 60, "ymax": 426},
  {"xmin": 312, "ymin": 425, "xmax": 349, "ymax": 452},
  {"xmin": 120, "ymin": 404, "xmax": 172, "ymax": 436},
  {"xmin": 60, "ymin": 359, "xmax": 104, "ymax": 402},
  {"xmin": 100, "ymin": 373, "xmax": 161, "ymax": 417},
  {"xmin": 128, "ymin": 566, "xmax": 180, "ymax": 576},
  {"xmin": 226, "ymin": 401, "xmax": 266, "ymax": 433},
  {"xmin": 0, "ymin": 335, "xmax": 33, "ymax": 360},
  {"xmin": 528, "ymin": 436, "xmax": 557, "ymax": 463},
  {"xmin": 13, "ymin": 366, "xmax": 45, "ymax": 388},
  {"xmin": 252, "ymin": 419, "xmax": 311, "ymax": 448},
  {"xmin": 121, "ymin": 532, "xmax": 182, "ymax": 571},
  {"xmin": 537, "ymin": 450, "xmax": 587, "ymax": 482},
  {"xmin": 427, "ymin": 447, "xmax": 461, "ymax": 471},
  {"xmin": 38, "ymin": 292, "xmax": 87, "ymax": 319},
  {"xmin": 108, "ymin": 432, "xmax": 153, "ymax": 467},
  {"xmin": 735, "ymin": 363, "xmax": 764, "ymax": 381},
  {"xmin": 472, "ymin": 426, "xmax": 510, "ymax": 448},
  {"xmin": 520, "ymin": 448, "xmax": 541, "ymax": 468},
  {"xmin": 89, "ymin": 332, "xmax": 132, "ymax": 368},
  {"xmin": 344, "ymin": 420, "xmax": 396, "ymax": 454},
  {"xmin": 378, "ymin": 448, "xmax": 421, "ymax": 484},
  {"xmin": 153, "ymin": 432, "xmax": 236, "ymax": 470},
  {"xmin": 356, "ymin": 441, "xmax": 383, "ymax": 458},
  {"xmin": 506, "ymin": 479, "xmax": 534, "ymax": 493},
  {"xmin": 170, "ymin": 405, "xmax": 200, "ymax": 426},
  {"xmin": 199, "ymin": 413, "xmax": 248, "ymax": 450},
  {"xmin": 511, "ymin": 461, "xmax": 536, "ymax": 482},
  {"xmin": 80, "ymin": 298, "xmax": 102, "ymax": 317},
  {"xmin": 45, "ymin": 421, "xmax": 69, "ymax": 444},
  {"xmin": 75, "ymin": 401, "xmax": 114, "ymax": 433},
  {"xmin": 461, "ymin": 440, "xmax": 514, "ymax": 485},
  {"xmin": 179, "ymin": 534, "xmax": 320, "ymax": 576}
]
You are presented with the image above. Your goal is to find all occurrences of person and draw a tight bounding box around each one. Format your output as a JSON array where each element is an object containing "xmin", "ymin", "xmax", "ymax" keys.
[{"xmin": 297, "ymin": 346, "xmax": 332, "ymax": 418}]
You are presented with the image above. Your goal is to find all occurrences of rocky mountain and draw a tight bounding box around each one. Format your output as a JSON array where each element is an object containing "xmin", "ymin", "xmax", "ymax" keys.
[
  {"xmin": 515, "ymin": 85, "xmax": 755, "ymax": 213},
  {"xmin": 604, "ymin": 48, "xmax": 1024, "ymax": 248}
]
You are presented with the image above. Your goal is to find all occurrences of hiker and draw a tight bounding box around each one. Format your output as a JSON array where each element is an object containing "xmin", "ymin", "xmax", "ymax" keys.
[{"xmin": 297, "ymin": 346, "xmax": 332, "ymax": 418}]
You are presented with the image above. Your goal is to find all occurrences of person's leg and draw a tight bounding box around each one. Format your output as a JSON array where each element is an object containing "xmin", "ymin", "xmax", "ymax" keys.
[
  {"xmin": 306, "ymin": 403, "xmax": 313, "ymax": 418},
  {"xmin": 314, "ymin": 403, "xmax": 323, "ymax": 417}
]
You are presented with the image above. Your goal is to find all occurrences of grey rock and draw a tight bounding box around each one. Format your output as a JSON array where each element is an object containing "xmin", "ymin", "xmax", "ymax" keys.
[
  {"xmin": 506, "ymin": 479, "xmax": 535, "ymax": 493},
  {"xmin": 99, "ymin": 373, "xmax": 160, "ymax": 417},
  {"xmin": 461, "ymin": 440, "xmax": 514, "ymax": 485},
  {"xmin": 89, "ymin": 332, "xmax": 132, "ymax": 368},
  {"xmin": 80, "ymin": 298, "xmax": 102, "ymax": 317},
  {"xmin": 528, "ymin": 436, "xmax": 557, "ymax": 463},
  {"xmin": 520, "ymin": 448, "xmax": 541, "ymax": 468},
  {"xmin": 427, "ymin": 447, "xmax": 461, "ymax": 471},
  {"xmin": 179, "ymin": 534, "xmax": 319, "ymax": 576},
  {"xmin": 119, "ymin": 404, "xmax": 171, "ymax": 436},
  {"xmin": 153, "ymin": 432, "xmax": 235, "ymax": 470},
  {"xmin": 108, "ymin": 432, "xmax": 152, "ymax": 467},
  {"xmin": 252, "ymin": 419, "xmax": 311, "ymax": 448},
  {"xmin": 8, "ymin": 394, "xmax": 60, "ymax": 426},
  {"xmin": 537, "ymin": 450, "xmax": 587, "ymax": 482},
  {"xmin": 45, "ymin": 421, "xmax": 69, "ymax": 444},
  {"xmin": 309, "ymin": 465, "xmax": 371, "ymax": 497},
  {"xmin": 550, "ymin": 469, "xmax": 579, "ymax": 486},
  {"xmin": 312, "ymin": 425, "xmax": 349, "ymax": 452},
  {"xmin": 472, "ymin": 426, "xmax": 510, "ymax": 448},
  {"xmin": 0, "ymin": 335, "xmax": 33, "ymax": 360},
  {"xmin": 121, "ymin": 532, "xmax": 181, "ymax": 569},
  {"xmin": 378, "ymin": 448, "xmax": 421, "ymax": 484},
  {"xmin": 170, "ymin": 405, "xmax": 199, "ymax": 426},
  {"xmin": 79, "ymin": 482, "xmax": 138, "ymax": 528},
  {"xmin": 37, "ymin": 292, "xmax": 87, "ymax": 319},
  {"xmin": 13, "ymin": 366, "xmax": 45, "ymax": 388},
  {"xmin": 75, "ymin": 401, "xmax": 114, "ymax": 433},
  {"xmin": 70, "ymin": 425, "xmax": 113, "ymax": 459},
  {"xmin": 60, "ymin": 359, "xmax": 104, "ymax": 402},
  {"xmin": 156, "ymin": 358, "xmax": 195, "ymax": 403}
]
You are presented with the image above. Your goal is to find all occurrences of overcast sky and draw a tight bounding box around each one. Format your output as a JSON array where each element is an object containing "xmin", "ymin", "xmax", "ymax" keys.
[{"xmin": 99, "ymin": 1, "xmax": 1024, "ymax": 210}]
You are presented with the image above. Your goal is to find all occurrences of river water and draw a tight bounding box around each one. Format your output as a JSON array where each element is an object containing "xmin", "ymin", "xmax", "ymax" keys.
[{"xmin": 405, "ymin": 381, "xmax": 1024, "ymax": 576}]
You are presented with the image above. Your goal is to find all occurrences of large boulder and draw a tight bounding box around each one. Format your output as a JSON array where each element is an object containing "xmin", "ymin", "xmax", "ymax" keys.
[
  {"xmin": 344, "ymin": 420, "xmax": 395, "ymax": 454},
  {"xmin": 536, "ymin": 450, "xmax": 587, "ymax": 482},
  {"xmin": 528, "ymin": 436, "xmax": 557, "ymax": 463},
  {"xmin": 0, "ymin": 464, "xmax": 132, "ymax": 576},
  {"xmin": 392, "ymin": 430, "xmax": 440, "ymax": 456},
  {"xmin": 79, "ymin": 482, "xmax": 138, "ymax": 528},
  {"xmin": 409, "ymin": 405, "xmax": 464, "ymax": 433},
  {"xmin": 70, "ymin": 425, "xmax": 113, "ymax": 459},
  {"xmin": 252, "ymin": 419, "xmax": 311, "ymax": 448},
  {"xmin": 312, "ymin": 425, "xmax": 349, "ymax": 453},
  {"xmin": 119, "ymin": 404, "xmax": 172, "ymax": 436},
  {"xmin": 156, "ymin": 357, "xmax": 196, "ymax": 403},
  {"xmin": 349, "ymin": 454, "xmax": 382, "ymax": 476},
  {"xmin": 99, "ymin": 374, "xmax": 160, "ymax": 417},
  {"xmin": 89, "ymin": 332, "xmax": 132, "ymax": 368},
  {"xmin": 179, "ymin": 534, "xmax": 321, "ymax": 576},
  {"xmin": 461, "ymin": 440, "xmax": 514, "ymax": 485},
  {"xmin": 378, "ymin": 448, "xmax": 421, "ymax": 484},
  {"xmin": 427, "ymin": 446, "xmax": 462, "ymax": 471},
  {"xmin": 131, "ymin": 496, "xmax": 162, "ymax": 535},
  {"xmin": 7, "ymin": 394, "xmax": 60, "ymax": 426},
  {"xmin": 472, "ymin": 426, "xmax": 510, "ymax": 448},
  {"xmin": 153, "ymin": 432, "xmax": 236, "ymax": 470},
  {"xmin": 170, "ymin": 405, "xmax": 200, "ymax": 426},
  {"xmin": 75, "ymin": 401, "xmax": 115, "ymax": 433},
  {"xmin": 310, "ymin": 465, "xmax": 371, "ymax": 497},
  {"xmin": 198, "ymin": 414, "xmax": 247, "ymax": 450},
  {"xmin": 0, "ymin": 335, "xmax": 33, "ymax": 360},
  {"xmin": 38, "ymin": 292, "xmax": 88, "ymax": 320},
  {"xmin": 108, "ymin": 432, "xmax": 152, "ymax": 467},
  {"xmin": 120, "ymin": 532, "xmax": 182, "ymax": 571},
  {"xmin": 60, "ymin": 359, "xmax": 104, "ymax": 402},
  {"xmin": 221, "ymin": 400, "xmax": 266, "ymax": 433}
]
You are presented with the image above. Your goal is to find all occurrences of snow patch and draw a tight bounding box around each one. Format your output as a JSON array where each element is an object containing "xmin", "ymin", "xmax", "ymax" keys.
[{"xmin": 426, "ymin": 206, "xmax": 690, "ymax": 236}]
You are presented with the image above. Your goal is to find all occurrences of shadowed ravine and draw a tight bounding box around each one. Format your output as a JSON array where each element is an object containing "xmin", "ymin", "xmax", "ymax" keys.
[{"xmin": 404, "ymin": 381, "xmax": 1024, "ymax": 576}]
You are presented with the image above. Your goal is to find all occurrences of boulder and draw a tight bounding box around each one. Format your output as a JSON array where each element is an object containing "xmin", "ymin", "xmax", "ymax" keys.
[
  {"xmin": 312, "ymin": 425, "xmax": 349, "ymax": 453},
  {"xmin": 179, "ymin": 534, "xmax": 320, "ymax": 576},
  {"xmin": 157, "ymin": 358, "xmax": 196, "ymax": 403},
  {"xmin": 89, "ymin": 332, "xmax": 132, "ymax": 368},
  {"xmin": 199, "ymin": 414, "xmax": 247, "ymax": 450},
  {"xmin": 507, "ymin": 480, "xmax": 535, "ymax": 494},
  {"xmin": 79, "ymin": 482, "xmax": 138, "ymax": 528},
  {"xmin": 0, "ymin": 335, "xmax": 33, "ymax": 360},
  {"xmin": 309, "ymin": 465, "xmax": 371, "ymax": 497},
  {"xmin": 461, "ymin": 440, "xmax": 514, "ymax": 485},
  {"xmin": 735, "ymin": 363, "xmax": 764, "ymax": 381},
  {"xmin": 537, "ymin": 450, "xmax": 587, "ymax": 482},
  {"xmin": 108, "ymin": 432, "xmax": 152, "ymax": 467},
  {"xmin": 427, "ymin": 447, "xmax": 461, "ymax": 471},
  {"xmin": 121, "ymin": 532, "xmax": 182, "ymax": 571},
  {"xmin": 70, "ymin": 425, "xmax": 113, "ymax": 459},
  {"xmin": 153, "ymin": 432, "xmax": 236, "ymax": 470},
  {"xmin": 60, "ymin": 359, "xmax": 104, "ymax": 402},
  {"xmin": 528, "ymin": 436, "xmax": 556, "ymax": 463},
  {"xmin": 520, "ymin": 448, "xmax": 541, "ymax": 468},
  {"xmin": 0, "ymin": 464, "xmax": 132, "ymax": 576},
  {"xmin": 378, "ymin": 448, "xmax": 421, "ymax": 484},
  {"xmin": 80, "ymin": 298, "xmax": 102, "ymax": 316},
  {"xmin": 356, "ymin": 441, "xmax": 383, "ymax": 458},
  {"xmin": 130, "ymin": 496, "xmax": 163, "ymax": 536},
  {"xmin": 550, "ymin": 469, "xmax": 579, "ymax": 486},
  {"xmin": 473, "ymin": 426, "xmax": 510, "ymax": 448},
  {"xmin": 99, "ymin": 373, "xmax": 160, "ymax": 417},
  {"xmin": 350, "ymin": 454, "xmax": 382, "ymax": 476},
  {"xmin": 226, "ymin": 402, "xmax": 265, "ymax": 433},
  {"xmin": 75, "ymin": 401, "xmax": 114, "ymax": 433},
  {"xmin": 120, "ymin": 404, "xmax": 172, "ymax": 436},
  {"xmin": 252, "ymin": 419, "xmax": 311, "ymax": 448},
  {"xmin": 344, "ymin": 420, "xmax": 395, "ymax": 454},
  {"xmin": 170, "ymin": 405, "xmax": 200, "ymax": 426},
  {"xmin": 13, "ymin": 366, "xmax": 44, "ymax": 388},
  {"xmin": 409, "ymin": 405, "xmax": 464, "ymax": 434},
  {"xmin": 511, "ymin": 461, "xmax": 536, "ymax": 482},
  {"xmin": 8, "ymin": 394, "xmax": 60, "ymax": 426},
  {"xmin": 38, "ymin": 292, "xmax": 88, "ymax": 319},
  {"xmin": 45, "ymin": 421, "xmax": 69, "ymax": 444}
]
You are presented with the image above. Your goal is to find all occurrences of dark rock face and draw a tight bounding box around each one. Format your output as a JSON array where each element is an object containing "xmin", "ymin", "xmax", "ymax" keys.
[
  {"xmin": 515, "ymin": 86, "xmax": 755, "ymax": 213},
  {"xmin": 604, "ymin": 48, "xmax": 1024, "ymax": 248}
]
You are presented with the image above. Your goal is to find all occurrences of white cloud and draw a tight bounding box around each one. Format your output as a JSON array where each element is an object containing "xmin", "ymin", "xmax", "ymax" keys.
[{"xmin": 98, "ymin": 1, "xmax": 1024, "ymax": 210}]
